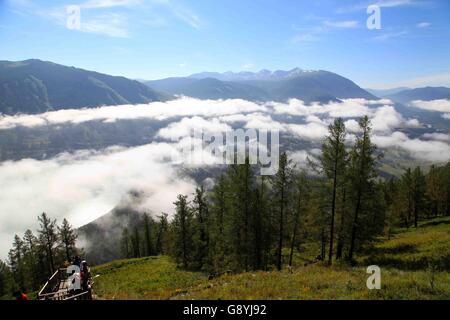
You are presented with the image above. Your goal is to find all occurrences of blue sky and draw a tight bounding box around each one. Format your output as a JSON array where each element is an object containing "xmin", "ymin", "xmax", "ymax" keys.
[{"xmin": 0, "ymin": 0, "xmax": 449, "ymax": 88}]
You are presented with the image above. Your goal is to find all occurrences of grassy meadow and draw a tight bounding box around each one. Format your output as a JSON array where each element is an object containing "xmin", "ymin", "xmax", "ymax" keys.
[{"xmin": 92, "ymin": 216, "xmax": 450, "ymax": 300}]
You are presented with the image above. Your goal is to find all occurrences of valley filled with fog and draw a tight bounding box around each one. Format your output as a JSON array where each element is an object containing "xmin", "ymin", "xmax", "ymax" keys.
[{"xmin": 0, "ymin": 96, "xmax": 449, "ymax": 257}]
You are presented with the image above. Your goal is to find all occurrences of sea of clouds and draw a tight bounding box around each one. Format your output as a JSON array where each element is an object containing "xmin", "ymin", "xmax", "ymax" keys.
[{"xmin": 0, "ymin": 97, "xmax": 449, "ymax": 258}]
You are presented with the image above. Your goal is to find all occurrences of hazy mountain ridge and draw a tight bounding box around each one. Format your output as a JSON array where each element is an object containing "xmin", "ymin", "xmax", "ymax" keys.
[
  {"xmin": 384, "ymin": 87, "xmax": 450, "ymax": 104},
  {"xmin": 145, "ymin": 69, "xmax": 376, "ymax": 103}
]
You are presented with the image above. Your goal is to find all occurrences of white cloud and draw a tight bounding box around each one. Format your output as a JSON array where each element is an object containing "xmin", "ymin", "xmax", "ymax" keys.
[
  {"xmin": 42, "ymin": 5, "xmax": 131, "ymax": 38},
  {"xmin": 417, "ymin": 22, "xmax": 431, "ymax": 28},
  {"xmin": 423, "ymin": 133, "xmax": 450, "ymax": 142},
  {"xmin": 80, "ymin": 0, "xmax": 144, "ymax": 9},
  {"xmin": 373, "ymin": 131, "xmax": 450, "ymax": 162},
  {"xmin": 220, "ymin": 113, "xmax": 285, "ymax": 131},
  {"xmin": 344, "ymin": 119, "xmax": 361, "ymax": 133},
  {"xmin": 337, "ymin": 0, "xmax": 418, "ymax": 13},
  {"xmin": 371, "ymin": 105, "xmax": 418, "ymax": 132},
  {"xmin": 152, "ymin": 0, "xmax": 201, "ymax": 29},
  {"xmin": 410, "ymin": 100, "xmax": 450, "ymax": 113},
  {"xmin": 80, "ymin": 12, "xmax": 131, "ymax": 38},
  {"xmin": 286, "ymin": 122, "xmax": 329, "ymax": 141},
  {"xmin": 0, "ymin": 143, "xmax": 196, "ymax": 258},
  {"xmin": 372, "ymin": 30, "xmax": 408, "ymax": 42},
  {"xmin": 324, "ymin": 20, "xmax": 359, "ymax": 28},
  {"xmin": 288, "ymin": 149, "xmax": 318, "ymax": 169},
  {"xmin": 0, "ymin": 97, "xmax": 267, "ymax": 130},
  {"xmin": 157, "ymin": 116, "xmax": 232, "ymax": 139}
]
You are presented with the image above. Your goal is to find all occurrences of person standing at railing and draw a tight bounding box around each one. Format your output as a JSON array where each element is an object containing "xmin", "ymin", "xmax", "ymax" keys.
[{"xmin": 81, "ymin": 261, "xmax": 91, "ymax": 291}]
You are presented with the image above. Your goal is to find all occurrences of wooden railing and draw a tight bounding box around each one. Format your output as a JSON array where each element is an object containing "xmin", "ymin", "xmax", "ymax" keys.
[
  {"xmin": 38, "ymin": 268, "xmax": 68, "ymax": 300},
  {"xmin": 38, "ymin": 268, "xmax": 94, "ymax": 301}
]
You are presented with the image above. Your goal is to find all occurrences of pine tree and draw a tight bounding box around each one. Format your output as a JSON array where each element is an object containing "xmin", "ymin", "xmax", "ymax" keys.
[
  {"xmin": 143, "ymin": 213, "xmax": 154, "ymax": 256},
  {"xmin": 272, "ymin": 152, "xmax": 294, "ymax": 270},
  {"xmin": 9, "ymin": 235, "xmax": 25, "ymax": 290},
  {"xmin": 0, "ymin": 259, "xmax": 15, "ymax": 298},
  {"xmin": 252, "ymin": 175, "xmax": 271, "ymax": 270},
  {"xmin": 319, "ymin": 118, "xmax": 347, "ymax": 265},
  {"xmin": 401, "ymin": 168, "xmax": 414, "ymax": 227},
  {"xmin": 412, "ymin": 167, "xmax": 426, "ymax": 227},
  {"xmin": 209, "ymin": 174, "xmax": 229, "ymax": 271},
  {"xmin": 426, "ymin": 165, "xmax": 446, "ymax": 217},
  {"xmin": 132, "ymin": 227, "xmax": 141, "ymax": 258},
  {"xmin": 37, "ymin": 212, "xmax": 59, "ymax": 274},
  {"xmin": 289, "ymin": 170, "xmax": 308, "ymax": 266},
  {"xmin": 347, "ymin": 116, "xmax": 377, "ymax": 262},
  {"xmin": 22, "ymin": 230, "xmax": 40, "ymax": 289},
  {"xmin": 155, "ymin": 213, "xmax": 169, "ymax": 255},
  {"xmin": 58, "ymin": 218, "xmax": 78, "ymax": 261},
  {"xmin": 120, "ymin": 227, "xmax": 131, "ymax": 258},
  {"xmin": 227, "ymin": 159, "xmax": 255, "ymax": 271},
  {"xmin": 192, "ymin": 186, "xmax": 211, "ymax": 271},
  {"xmin": 172, "ymin": 195, "xmax": 195, "ymax": 268}
]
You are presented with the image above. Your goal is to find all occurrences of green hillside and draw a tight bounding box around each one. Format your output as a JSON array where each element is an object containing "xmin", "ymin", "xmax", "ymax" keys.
[
  {"xmin": 0, "ymin": 59, "xmax": 171, "ymax": 114},
  {"xmin": 92, "ymin": 216, "xmax": 450, "ymax": 300}
]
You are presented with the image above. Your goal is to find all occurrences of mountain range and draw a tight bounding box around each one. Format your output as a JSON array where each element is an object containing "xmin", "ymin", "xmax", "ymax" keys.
[
  {"xmin": 145, "ymin": 68, "xmax": 377, "ymax": 103},
  {"xmin": 383, "ymin": 87, "xmax": 450, "ymax": 104},
  {"xmin": 1, "ymin": 59, "xmax": 449, "ymax": 118},
  {"xmin": 0, "ymin": 59, "xmax": 170, "ymax": 115}
]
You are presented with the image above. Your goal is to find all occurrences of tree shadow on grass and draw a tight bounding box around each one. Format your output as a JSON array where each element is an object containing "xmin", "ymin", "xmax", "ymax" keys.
[
  {"xmin": 419, "ymin": 219, "xmax": 450, "ymax": 228},
  {"xmin": 360, "ymin": 250, "xmax": 450, "ymax": 272}
]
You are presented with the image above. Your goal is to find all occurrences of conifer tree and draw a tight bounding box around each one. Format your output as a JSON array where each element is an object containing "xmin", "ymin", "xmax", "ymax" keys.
[
  {"xmin": 37, "ymin": 212, "xmax": 58, "ymax": 274},
  {"xmin": 347, "ymin": 116, "xmax": 377, "ymax": 261},
  {"xmin": 319, "ymin": 118, "xmax": 347, "ymax": 265},
  {"xmin": 58, "ymin": 218, "xmax": 78, "ymax": 261},
  {"xmin": 272, "ymin": 152, "xmax": 294, "ymax": 270},
  {"xmin": 173, "ymin": 195, "xmax": 195, "ymax": 268}
]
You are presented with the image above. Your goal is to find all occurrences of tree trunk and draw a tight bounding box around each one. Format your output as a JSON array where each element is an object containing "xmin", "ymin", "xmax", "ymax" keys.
[
  {"xmin": 348, "ymin": 189, "xmax": 361, "ymax": 262},
  {"xmin": 289, "ymin": 194, "xmax": 301, "ymax": 267},
  {"xmin": 328, "ymin": 151, "xmax": 339, "ymax": 265},
  {"xmin": 336, "ymin": 188, "xmax": 346, "ymax": 260},
  {"xmin": 277, "ymin": 187, "xmax": 284, "ymax": 271},
  {"xmin": 320, "ymin": 228, "xmax": 326, "ymax": 261}
]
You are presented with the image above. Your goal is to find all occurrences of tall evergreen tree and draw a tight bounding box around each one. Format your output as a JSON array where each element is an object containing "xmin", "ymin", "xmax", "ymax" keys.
[
  {"xmin": 172, "ymin": 195, "xmax": 195, "ymax": 268},
  {"xmin": 155, "ymin": 213, "xmax": 169, "ymax": 255},
  {"xmin": 37, "ymin": 212, "xmax": 58, "ymax": 274},
  {"xmin": 9, "ymin": 235, "xmax": 25, "ymax": 290},
  {"xmin": 289, "ymin": 170, "xmax": 308, "ymax": 266},
  {"xmin": 209, "ymin": 174, "xmax": 229, "ymax": 271},
  {"xmin": 401, "ymin": 168, "xmax": 414, "ymax": 227},
  {"xmin": 143, "ymin": 213, "xmax": 154, "ymax": 256},
  {"xmin": 412, "ymin": 167, "xmax": 426, "ymax": 227},
  {"xmin": 120, "ymin": 227, "xmax": 131, "ymax": 259},
  {"xmin": 347, "ymin": 116, "xmax": 377, "ymax": 261},
  {"xmin": 58, "ymin": 218, "xmax": 78, "ymax": 261},
  {"xmin": 319, "ymin": 118, "xmax": 347, "ymax": 265},
  {"xmin": 193, "ymin": 186, "xmax": 211, "ymax": 271},
  {"xmin": 272, "ymin": 152, "xmax": 294, "ymax": 270},
  {"xmin": 132, "ymin": 227, "xmax": 141, "ymax": 258},
  {"xmin": 22, "ymin": 230, "xmax": 40, "ymax": 289},
  {"xmin": 228, "ymin": 159, "xmax": 255, "ymax": 271},
  {"xmin": 0, "ymin": 259, "xmax": 15, "ymax": 298}
]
